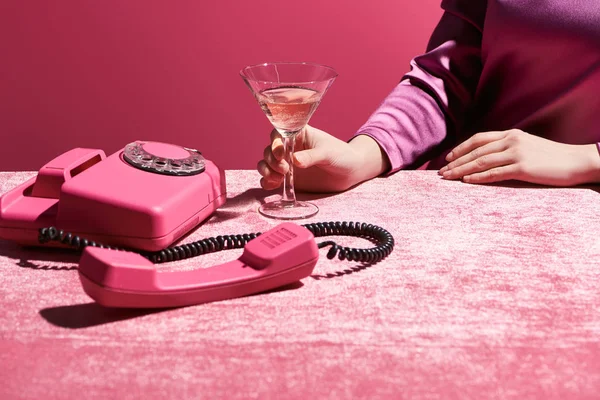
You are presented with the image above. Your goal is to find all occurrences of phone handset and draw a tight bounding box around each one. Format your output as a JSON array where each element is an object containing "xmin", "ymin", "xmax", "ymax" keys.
[
  {"xmin": 78, "ymin": 222, "xmax": 320, "ymax": 308},
  {"xmin": 40, "ymin": 220, "xmax": 394, "ymax": 308}
]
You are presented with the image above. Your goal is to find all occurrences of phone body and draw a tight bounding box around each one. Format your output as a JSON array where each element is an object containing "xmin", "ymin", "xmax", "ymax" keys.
[{"xmin": 0, "ymin": 141, "xmax": 226, "ymax": 251}]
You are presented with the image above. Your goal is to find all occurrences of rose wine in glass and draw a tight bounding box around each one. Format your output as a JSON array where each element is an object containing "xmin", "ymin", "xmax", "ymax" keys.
[
  {"xmin": 258, "ymin": 87, "xmax": 321, "ymax": 134},
  {"xmin": 240, "ymin": 62, "xmax": 337, "ymax": 220}
]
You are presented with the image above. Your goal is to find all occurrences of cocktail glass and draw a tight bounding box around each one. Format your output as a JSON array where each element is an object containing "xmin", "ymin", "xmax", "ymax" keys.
[{"xmin": 240, "ymin": 62, "xmax": 337, "ymax": 220}]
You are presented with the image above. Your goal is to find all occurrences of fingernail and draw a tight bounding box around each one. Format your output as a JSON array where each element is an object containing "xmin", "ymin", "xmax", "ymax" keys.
[
  {"xmin": 446, "ymin": 151, "xmax": 454, "ymax": 161},
  {"xmin": 442, "ymin": 170, "xmax": 452, "ymax": 178},
  {"xmin": 438, "ymin": 166, "xmax": 447, "ymax": 175}
]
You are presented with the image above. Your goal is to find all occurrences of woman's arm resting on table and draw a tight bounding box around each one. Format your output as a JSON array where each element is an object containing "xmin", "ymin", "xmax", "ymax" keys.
[
  {"xmin": 354, "ymin": 1, "xmax": 487, "ymax": 173},
  {"xmin": 258, "ymin": 1, "xmax": 487, "ymax": 192},
  {"xmin": 439, "ymin": 129, "xmax": 600, "ymax": 186}
]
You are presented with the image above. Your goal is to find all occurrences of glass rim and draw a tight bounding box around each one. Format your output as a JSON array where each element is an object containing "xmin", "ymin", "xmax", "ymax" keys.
[{"xmin": 239, "ymin": 61, "xmax": 338, "ymax": 84}]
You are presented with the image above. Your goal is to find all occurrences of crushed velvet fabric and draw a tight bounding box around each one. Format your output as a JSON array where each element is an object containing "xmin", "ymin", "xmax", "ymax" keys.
[{"xmin": 1, "ymin": 170, "xmax": 599, "ymax": 399}]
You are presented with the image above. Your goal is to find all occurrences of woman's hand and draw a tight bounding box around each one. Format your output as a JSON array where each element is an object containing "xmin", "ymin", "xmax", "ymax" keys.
[
  {"xmin": 439, "ymin": 129, "xmax": 600, "ymax": 186},
  {"xmin": 257, "ymin": 126, "xmax": 389, "ymax": 193}
]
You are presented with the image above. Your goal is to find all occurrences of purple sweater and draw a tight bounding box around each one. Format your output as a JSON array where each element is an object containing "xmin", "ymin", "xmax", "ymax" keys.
[{"xmin": 356, "ymin": 0, "xmax": 600, "ymax": 171}]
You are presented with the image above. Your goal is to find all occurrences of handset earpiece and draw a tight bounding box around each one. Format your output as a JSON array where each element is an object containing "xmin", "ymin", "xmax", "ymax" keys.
[{"xmin": 77, "ymin": 222, "xmax": 319, "ymax": 308}]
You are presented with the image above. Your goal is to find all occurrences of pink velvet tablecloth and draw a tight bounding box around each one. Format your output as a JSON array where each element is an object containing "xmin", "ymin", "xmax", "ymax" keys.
[{"xmin": 1, "ymin": 170, "xmax": 599, "ymax": 399}]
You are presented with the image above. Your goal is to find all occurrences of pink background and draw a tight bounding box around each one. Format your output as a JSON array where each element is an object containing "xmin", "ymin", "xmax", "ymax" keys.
[{"xmin": 0, "ymin": 0, "xmax": 442, "ymax": 171}]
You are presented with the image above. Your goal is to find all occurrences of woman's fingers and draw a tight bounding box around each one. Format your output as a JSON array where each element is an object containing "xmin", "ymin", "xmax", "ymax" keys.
[
  {"xmin": 270, "ymin": 129, "xmax": 285, "ymax": 160},
  {"xmin": 257, "ymin": 160, "xmax": 284, "ymax": 190},
  {"xmin": 445, "ymin": 131, "xmax": 508, "ymax": 162},
  {"xmin": 263, "ymin": 145, "xmax": 288, "ymax": 174},
  {"xmin": 260, "ymin": 126, "xmax": 314, "ymax": 190},
  {"xmin": 462, "ymin": 164, "xmax": 520, "ymax": 184},
  {"xmin": 441, "ymin": 151, "xmax": 513, "ymax": 180},
  {"xmin": 260, "ymin": 177, "xmax": 282, "ymax": 190},
  {"xmin": 440, "ymin": 139, "xmax": 509, "ymax": 174}
]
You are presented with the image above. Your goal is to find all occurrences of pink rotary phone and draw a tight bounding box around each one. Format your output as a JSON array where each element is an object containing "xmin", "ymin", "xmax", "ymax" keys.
[
  {"xmin": 0, "ymin": 141, "xmax": 394, "ymax": 308},
  {"xmin": 0, "ymin": 141, "xmax": 225, "ymax": 251}
]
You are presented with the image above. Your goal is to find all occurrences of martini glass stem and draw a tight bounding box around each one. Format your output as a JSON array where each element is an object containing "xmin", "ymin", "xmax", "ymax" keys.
[{"xmin": 281, "ymin": 134, "xmax": 297, "ymax": 206}]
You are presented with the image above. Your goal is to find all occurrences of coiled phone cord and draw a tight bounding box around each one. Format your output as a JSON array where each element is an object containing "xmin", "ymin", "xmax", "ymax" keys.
[{"xmin": 38, "ymin": 221, "xmax": 394, "ymax": 264}]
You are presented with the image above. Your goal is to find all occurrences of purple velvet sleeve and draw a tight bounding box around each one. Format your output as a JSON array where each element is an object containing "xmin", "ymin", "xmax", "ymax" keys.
[{"xmin": 354, "ymin": 0, "xmax": 487, "ymax": 173}]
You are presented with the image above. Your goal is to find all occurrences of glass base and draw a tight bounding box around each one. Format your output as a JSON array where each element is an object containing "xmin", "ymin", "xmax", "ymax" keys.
[{"xmin": 258, "ymin": 200, "xmax": 319, "ymax": 220}]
